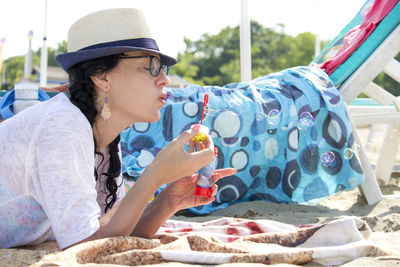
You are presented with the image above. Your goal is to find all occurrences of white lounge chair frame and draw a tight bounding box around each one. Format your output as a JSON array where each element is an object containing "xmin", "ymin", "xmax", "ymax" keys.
[{"xmin": 342, "ymin": 24, "xmax": 400, "ymax": 205}]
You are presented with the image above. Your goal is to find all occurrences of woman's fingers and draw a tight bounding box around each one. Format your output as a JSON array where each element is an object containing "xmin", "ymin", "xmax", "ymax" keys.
[
  {"xmin": 191, "ymin": 169, "xmax": 236, "ymax": 206},
  {"xmin": 195, "ymin": 184, "xmax": 218, "ymax": 205},
  {"xmin": 177, "ymin": 124, "xmax": 212, "ymax": 156},
  {"xmin": 210, "ymin": 173, "xmax": 221, "ymax": 184},
  {"xmin": 211, "ymin": 184, "xmax": 218, "ymax": 198},
  {"xmin": 159, "ymin": 124, "xmax": 213, "ymax": 180},
  {"xmin": 176, "ymin": 124, "xmax": 201, "ymax": 145},
  {"xmin": 189, "ymin": 140, "xmax": 205, "ymax": 153},
  {"xmin": 188, "ymin": 139, "xmax": 195, "ymax": 153},
  {"xmin": 211, "ymin": 168, "xmax": 237, "ymax": 184},
  {"xmin": 195, "ymin": 141, "xmax": 203, "ymax": 152},
  {"xmin": 202, "ymin": 134, "xmax": 213, "ymax": 149}
]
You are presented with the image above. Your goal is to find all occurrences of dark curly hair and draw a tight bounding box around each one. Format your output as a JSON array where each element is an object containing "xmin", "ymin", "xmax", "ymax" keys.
[{"xmin": 67, "ymin": 54, "xmax": 122, "ymax": 213}]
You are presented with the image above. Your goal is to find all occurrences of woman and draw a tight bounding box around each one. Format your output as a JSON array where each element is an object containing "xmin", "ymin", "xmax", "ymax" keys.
[{"xmin": 0, "ymin": 8, "xmax": 235, "ymax": 249}]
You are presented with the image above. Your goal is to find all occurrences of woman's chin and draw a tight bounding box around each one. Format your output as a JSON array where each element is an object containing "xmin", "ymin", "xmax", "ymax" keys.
[
  {"xmin": 131, "ymin": 111, "xmax": 161, "ymax": 124},
  {"xmin": 147, "ymin": 113, "xmax": 161, "ymax": 123}
]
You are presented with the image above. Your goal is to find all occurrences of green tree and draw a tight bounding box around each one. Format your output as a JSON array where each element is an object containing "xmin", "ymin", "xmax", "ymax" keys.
[
  {"xmin": 373, "ymin": 52, "xmax": 400, "ymax": 96},
  {"xmin": 174, "ymin": 21, "xmax": 317, "ymax": 86},
  {"xmin": 171, "ymin": 44, "xmax": 200, "ymax": 84},
  {"xmin": 3, "ymin": 41, "xmax": 67, "ymax": 89},
  {"xmin": 174, "ymin": 25, "xmax": 241, "ymax": 86},
  {"xmin": 251, "ymin": 22, "xmax": 293, "ymax": 78},
  {"xmin": 36, "ymin": 40, "xmax": 68, "ymax": 66},
  {"xmin": 285, "ymin": 32, "xmax": 316, "ymax": 67},
  {"xmin": 3, "ymin": 52, "xmax": 40, "ymax": 88},
  {"xmin": 3, "ymin": 56, "xmax": 25, "ymax": 88}
]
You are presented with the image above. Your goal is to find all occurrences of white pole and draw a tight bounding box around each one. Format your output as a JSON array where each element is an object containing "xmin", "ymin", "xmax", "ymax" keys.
[
  {"xmin": 24, "ymin": 31, "xmax": 33, "ymax": 80},
  {"xmin": 40, "ymin": 0, "xmax": 48, "ymax": 87},
  {"xmin": 240, "ymin": 0, "xmax": 252, "ymax": 82},
  {"xmin": 1, "ymin": 63, "xmax": 6, "ymax": 87},
  {"xmin": 315, "ymin": 0, "xmax": 321, "ymax": 57},
  {"xmin": 0, "ymin": 38, "xmax": 4, "ymax": 87},
  {"xmin": 315, "ymin": 33, "xmax": 321, "ymax": 57}
]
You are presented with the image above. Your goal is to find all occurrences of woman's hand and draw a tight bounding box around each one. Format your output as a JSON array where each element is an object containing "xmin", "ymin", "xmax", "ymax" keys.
[
  {"xmin": 161, "ymin": 168, "xmax": 237, "ymax": 212},
  {"xmin": 130, "ymin": 131, "xmax": 235, "ymax": 238},
  {"xmin": 159, "ymin": 134, "xmax": 236, "ymax": 212},
  {"xmin": 149, "ymin": 124, "xmax": 214, "ymax": 185}
]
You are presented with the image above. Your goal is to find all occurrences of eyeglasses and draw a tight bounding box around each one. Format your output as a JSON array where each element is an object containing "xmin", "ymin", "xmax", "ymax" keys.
[{"xmin": 119, "ymin": 55, "xmax": 169, "ymax": 77}]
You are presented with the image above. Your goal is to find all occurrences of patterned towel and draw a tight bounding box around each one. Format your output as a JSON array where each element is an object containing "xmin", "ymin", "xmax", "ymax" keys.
[
  {"xmin": 121, "ymin": 65, "xmax": 364, "ymax": 214},
  {"xmin": 32, "ymin": 217, "xmax": 389, "ymax": 266}
]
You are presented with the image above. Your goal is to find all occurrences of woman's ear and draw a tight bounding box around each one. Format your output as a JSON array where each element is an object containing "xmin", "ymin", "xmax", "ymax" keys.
[{"xmin": 90, "ymin": 73, "xmax": 110, "ymax": 93}]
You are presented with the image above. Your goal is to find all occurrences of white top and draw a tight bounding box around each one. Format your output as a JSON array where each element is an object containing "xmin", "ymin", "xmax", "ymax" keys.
[{"xmin": 0, "ymin": 93, "xmax": 125, "ymax": 249}]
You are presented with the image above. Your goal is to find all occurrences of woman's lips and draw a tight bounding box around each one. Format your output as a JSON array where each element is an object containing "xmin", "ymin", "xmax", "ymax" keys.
[{"xmin": 159, "ymin": 93, "xmax": 167, "ymax": 105}]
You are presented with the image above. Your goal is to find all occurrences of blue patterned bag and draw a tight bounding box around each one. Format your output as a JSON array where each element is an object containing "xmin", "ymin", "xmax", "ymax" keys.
[{"xmin": 120, "ymin": 65, "xmax": 363, "ymax": 214}]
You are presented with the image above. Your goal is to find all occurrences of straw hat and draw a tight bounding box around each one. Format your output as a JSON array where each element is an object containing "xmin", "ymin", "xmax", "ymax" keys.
[{"xmin": 56, "ymin": 8, "xmax": 177, "ymax": 71}]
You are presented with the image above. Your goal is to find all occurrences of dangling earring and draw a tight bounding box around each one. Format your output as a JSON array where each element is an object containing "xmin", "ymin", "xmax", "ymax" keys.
[{"xmin": 101, "ymin": 96, "xmax": 111, "ymax": 120}]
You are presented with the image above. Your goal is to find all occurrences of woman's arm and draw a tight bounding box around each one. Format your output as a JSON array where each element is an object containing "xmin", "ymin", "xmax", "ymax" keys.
[
  {"xmin": 69, "ymin": 163, "xmax": 161, "ymax": 247},
  {"xmin": 130, "ymin": 186, "xmax": 175, "ymax": 238},
  {"xmin": 131, "ymin": 168, "xmax": 236, "ymax": 238},
  {"xmin": 69, "ymin": 124, "xmax": 214, "ymax": 248}
]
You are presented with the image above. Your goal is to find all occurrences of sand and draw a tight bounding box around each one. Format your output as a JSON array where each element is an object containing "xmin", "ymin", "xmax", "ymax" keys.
[{"xmin": 1, "ymin": 125, "xmax": 399, "ymax": 266}]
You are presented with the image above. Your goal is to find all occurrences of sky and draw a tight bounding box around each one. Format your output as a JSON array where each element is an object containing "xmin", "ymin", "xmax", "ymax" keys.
[{"xmin": 0, "ymin": 0, "xmax": 366, "ymax": 60}]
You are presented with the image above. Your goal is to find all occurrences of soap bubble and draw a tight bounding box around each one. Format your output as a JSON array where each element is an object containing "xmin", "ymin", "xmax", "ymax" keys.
[
  {"xmin": 321, "ymin": 151, "xmax": 336, "ymax": 167},
  {"xmin": 298, "ymin": 112, "xmax": 315, "ymax": 130},
  {"xmin": 343, "ymin": 148, "xmax": 354, "ymax": 160},
  {"xmin": 267, "ymin": 109, "xmax": 281, "ymax": 126}
]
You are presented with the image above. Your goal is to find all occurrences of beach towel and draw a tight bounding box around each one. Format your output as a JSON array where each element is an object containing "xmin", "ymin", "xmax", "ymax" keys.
[
  {"xmin": 30, "ymin": 216, "xmax": 389, "ymax": 266},
  {"xmin": 120, "ymin": 65, "xmax": 364, "ymax": 214},
  {"xmin": 319, "ymin": 0, "xmax": 398, "ymax": 75},
  {"xmin": 314, "ymin": 0, "xmax": 400, "ymax": 86}
]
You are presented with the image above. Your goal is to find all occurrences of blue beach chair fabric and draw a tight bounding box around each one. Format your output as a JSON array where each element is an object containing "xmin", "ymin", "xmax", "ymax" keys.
[{"xmin": 120, "ymin": 66, "xmax": 364, "ymax": 214}]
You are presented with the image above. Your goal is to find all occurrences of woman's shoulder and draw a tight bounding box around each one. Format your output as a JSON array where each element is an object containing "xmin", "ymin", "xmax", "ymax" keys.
[
  {"xmin": 46, "ymin": 93, "xmax": 81, "ymax": 114},
  {"xmin": 43, "ymin": 94, "xmax": 87, "ymax": 121},
  {"xmin": 30, "ymin": 93, "xmax": 91, "ymax": 134}
]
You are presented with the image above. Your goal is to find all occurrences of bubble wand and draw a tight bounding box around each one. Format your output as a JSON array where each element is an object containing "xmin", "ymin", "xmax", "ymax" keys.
[
  {"xmin": 200, "ymin": 93, "xmax": 208, "ymax": 124},
  {"xmin": 192, "ymin": 93, "xmax": 208, "ymax": 142},
  {"xmin": 192, "ymin": 93, "xmax": 217, "ymax": 197}
]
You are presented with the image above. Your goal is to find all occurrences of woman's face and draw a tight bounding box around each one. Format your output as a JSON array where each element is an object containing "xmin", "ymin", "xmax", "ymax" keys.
[{"xmin": 106, "ymin": 51, "xmax": 169, "ymax": 124}]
